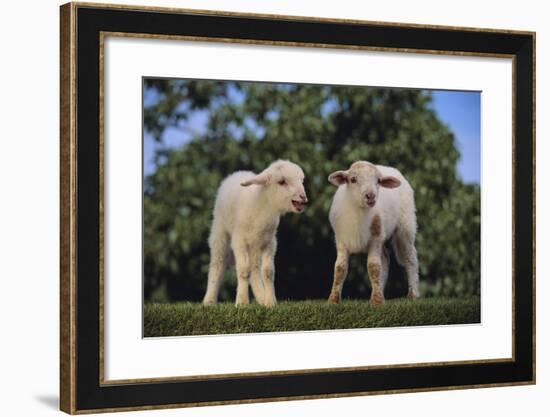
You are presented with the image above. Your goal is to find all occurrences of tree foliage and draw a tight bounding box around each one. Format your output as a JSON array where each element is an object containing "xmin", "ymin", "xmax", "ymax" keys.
[{"xmin": 143, "ymin": 79, "xmax": 480, "ymax": 302}]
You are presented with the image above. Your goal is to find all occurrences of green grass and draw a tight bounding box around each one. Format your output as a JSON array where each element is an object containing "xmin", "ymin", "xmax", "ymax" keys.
[{"xmin": 144, "ymin": 297, "xmax": 480, "ymax": 337}]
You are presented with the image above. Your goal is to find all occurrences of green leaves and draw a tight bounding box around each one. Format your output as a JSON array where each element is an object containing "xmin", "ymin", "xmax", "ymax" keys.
[{"xmin": 143, "ymin": 80, "xmax": 480, "ymax": 302}]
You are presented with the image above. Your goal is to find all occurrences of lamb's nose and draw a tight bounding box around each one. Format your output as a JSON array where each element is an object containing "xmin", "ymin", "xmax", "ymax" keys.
[
  {"xmin": 300, "ymin": 194, "xmax": 308, "ymax": 203},
  {"xmin": 365, "ymin": 192, "xmax": 375, "ymax": 200}
]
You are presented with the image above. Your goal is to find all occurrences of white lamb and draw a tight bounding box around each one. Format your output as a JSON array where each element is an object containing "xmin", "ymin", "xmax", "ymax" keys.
[
  {"xmin": 203, "ymin": 160, "xmax": 308, "ymax": 306},
  {"xmin": 327, "ymin": 161, "xmax": 419, "ymax": 305}
]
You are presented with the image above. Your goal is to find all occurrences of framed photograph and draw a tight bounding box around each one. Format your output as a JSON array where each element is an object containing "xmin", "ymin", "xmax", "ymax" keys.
[{"xmin": 60, "ymin": 2, "xmax": 535, "ymax": 414}]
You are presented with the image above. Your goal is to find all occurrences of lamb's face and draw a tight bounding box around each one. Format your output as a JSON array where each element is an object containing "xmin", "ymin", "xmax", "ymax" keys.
[
  {"xmin": 348, "ymin": 163, "xmax": 383, "ymax": 208},
  {"xmin": 240, "ymin": 160, "xmax": 308, "ymax": 214},
  {"xmin": 329, "ymin": 161, "xmax": 401, "ymax": 209},
  {"xmin": 269, "ymin": 162, "xmax": 308, "ymax": 214}
]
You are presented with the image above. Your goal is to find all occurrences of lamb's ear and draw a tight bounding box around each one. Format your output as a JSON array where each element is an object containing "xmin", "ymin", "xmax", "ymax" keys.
[
  {"xmin": 328, "ymin": 170, "xmax": 349, "ymax": 186},
  {"xmin": 240, "ymin": 172, "xmax": 271, "ymax": 187},
  {"xmin": 378, "ymin": 176, "xmax": 401, "ymax": 188}
]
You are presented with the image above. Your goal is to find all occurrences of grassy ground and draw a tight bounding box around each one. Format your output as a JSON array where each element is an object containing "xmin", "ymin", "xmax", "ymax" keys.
[{"xmin": 144, "ymin": 297, "xmax": 480, "ymax": 337}]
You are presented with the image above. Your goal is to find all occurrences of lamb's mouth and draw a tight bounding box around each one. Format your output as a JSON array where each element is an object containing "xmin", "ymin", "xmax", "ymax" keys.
[{"xmin": 292, "ymin": 200, "xmax": 306, "ymax": 212}]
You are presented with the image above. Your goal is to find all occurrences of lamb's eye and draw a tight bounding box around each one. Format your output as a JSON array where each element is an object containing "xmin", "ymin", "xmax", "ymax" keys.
[
  {"xmin": 278, "ymin": 179, "xmax": 287, "ymax": 186},
  {"xmin": 350, "ymin": 177, "xmax": 357, "ymax": 184}
]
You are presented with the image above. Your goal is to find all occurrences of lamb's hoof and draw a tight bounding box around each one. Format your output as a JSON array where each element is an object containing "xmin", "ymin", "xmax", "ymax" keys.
[
  {"xmin": 235, "ymin": 299, "xmax": 250, "ymax": 306},
  {"xmin": 407, "ymin": 289, "xmax": 420, "ymax": 300},
  {"xmin": 369, "ymin": 295, "xmax": 385, "ymax": 306},
  {"xmin": 328, "ymin": 294, "xmax": 340, "ymax": 304},
  {"xmin": 202, "ymin": 298, "xmax": 217, "ymax": 306},
  {"xmin": 263, "ymin": 298, "xmax": 277, "ymax": 307}
]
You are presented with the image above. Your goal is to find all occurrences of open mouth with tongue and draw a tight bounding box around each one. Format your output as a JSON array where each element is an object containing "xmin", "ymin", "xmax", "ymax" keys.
[{"xmin": 291, "ymin": 200, "xmax": 306, "ymax": 212}]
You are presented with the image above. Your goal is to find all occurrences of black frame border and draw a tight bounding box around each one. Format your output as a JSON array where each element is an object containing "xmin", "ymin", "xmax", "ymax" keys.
[{"xmin": 61, "ymin": 2, "xmax": 535, "ymax": 413}]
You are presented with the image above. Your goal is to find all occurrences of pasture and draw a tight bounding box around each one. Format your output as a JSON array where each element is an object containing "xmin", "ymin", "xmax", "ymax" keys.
[{"xmin": 144, "ymin": 297, "xmax": 480, "ymax": 337}]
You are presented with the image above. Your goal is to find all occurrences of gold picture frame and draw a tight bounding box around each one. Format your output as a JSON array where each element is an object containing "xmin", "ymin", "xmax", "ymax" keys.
[{"xmin": 60, "ymin": 2, "xmax": 535, "ymax": 413}]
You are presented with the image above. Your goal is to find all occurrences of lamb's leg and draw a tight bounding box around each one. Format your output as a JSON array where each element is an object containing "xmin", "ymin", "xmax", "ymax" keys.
[
  {"xmin": 203, "ymin": 225, "xmax": 229, "ymax": 305},
  {"xmin": 233, "ymin": 240, "xmax": 251, "ymax": 306},
  {"xmin": 380, "ymin": 245, "xmax": 390, "ymax": 293},
  {"xmin": 261, "ymin": 238, "xmax": 277, "ymax": 307},
  {"xmin": 367, "ymin": 241, "xmax": 385, "ymax": 306},
  {"xmin": 392, "ymin": 230, "xmax": 420, "ymax": 299},
  {"xmin": 249, "ymin": 251, "xmax": 265, "ymax": 305},
  {"xmin": 328, "ymin": 244, "xmax": 349, "ymax": 304},
  {"xmin": 405, "ymin": 247, "xmax": 420, "ymax": 299}
]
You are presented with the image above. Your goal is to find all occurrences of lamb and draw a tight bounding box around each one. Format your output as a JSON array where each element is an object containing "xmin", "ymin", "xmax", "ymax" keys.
[
  {"xmin": 326, "ymin": 161, "xmax": 419, "ymax": 305},
  {"xmin": 202, "ymin": 160, "xmax": 308, "ymax": 307}
]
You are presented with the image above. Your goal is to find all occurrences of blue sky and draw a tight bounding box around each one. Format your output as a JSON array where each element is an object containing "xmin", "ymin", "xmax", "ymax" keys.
[
  {"xmin": 144, "ymin": 88, "xmax": 481, "ymax": 184},
  {"xmin": 430, "ymin": 90, "xmax": 481, "ymax": 184}
]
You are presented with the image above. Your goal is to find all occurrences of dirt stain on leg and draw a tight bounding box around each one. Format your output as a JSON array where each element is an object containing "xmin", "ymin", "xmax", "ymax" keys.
[
  {"xmin": 368, "ymin": 261, "xmax": 385, "ymax": 306},
  {"xmin": 328, "ymin": 264, "xmax": 346, "ymax": 304}
]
